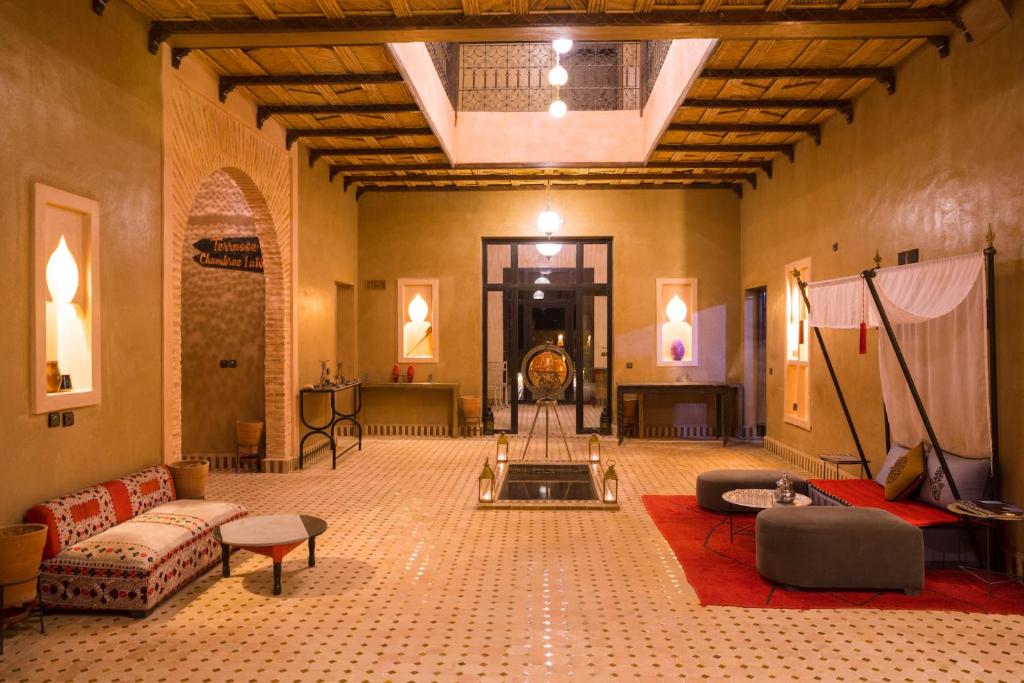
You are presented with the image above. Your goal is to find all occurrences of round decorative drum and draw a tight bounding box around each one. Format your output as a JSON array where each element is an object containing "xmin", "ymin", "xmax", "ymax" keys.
[{"xmin": 521, "ymin": 343, "xmax": 574, "ymax": 400}]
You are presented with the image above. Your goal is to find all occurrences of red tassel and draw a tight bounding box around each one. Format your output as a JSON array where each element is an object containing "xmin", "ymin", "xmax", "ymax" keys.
[
  {"xmin": 859, "ymin": 322, "xmax": 868, "ymax": 354},
  {"xmin": 798, "ymin": 320, "xmax": 805, "ymax": 345}
]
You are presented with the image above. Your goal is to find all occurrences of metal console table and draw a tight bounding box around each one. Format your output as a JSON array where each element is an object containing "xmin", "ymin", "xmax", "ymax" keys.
[{"xmin": 299, "ymin": 381, "xmax": 363, "ymax": 469}]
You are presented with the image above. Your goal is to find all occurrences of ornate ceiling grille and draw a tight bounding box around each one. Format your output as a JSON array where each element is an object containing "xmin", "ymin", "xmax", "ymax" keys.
[{"xmin": 427, "ymin": 42, "xmax": 667, "ymax": 113}]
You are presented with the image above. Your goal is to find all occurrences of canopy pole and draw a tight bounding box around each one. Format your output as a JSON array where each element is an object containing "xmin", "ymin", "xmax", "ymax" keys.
[
  {"xmin": 984, "ymin": 232, "xmax": 999, "ymax": 496},
  {"xmin": 862, "ymin": 269, "xmax": 961, "ymax": 501},
  {"xmin": 795, "ymin": 273, "xmax": 872, "ymax": 479}
]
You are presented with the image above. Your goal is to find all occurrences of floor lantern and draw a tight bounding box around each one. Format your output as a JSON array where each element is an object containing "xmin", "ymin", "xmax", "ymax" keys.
[
  {"xmin": 603, "ymin": 461, "xmax": 618, "ymax": 504},
  {"xmin": 588, "ymin": 432, "xmax": 601, "ymax": 464},
  {"xmin": 496, "ymin": 433, "xmax": 509, "ymax": 463},
  {"xmin": 478, "ymin": 460, "xmax": 496, "ymax": 503}
]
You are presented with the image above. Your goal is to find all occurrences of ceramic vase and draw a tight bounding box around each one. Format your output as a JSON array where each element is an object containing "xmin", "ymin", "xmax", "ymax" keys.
[
  {"xmin": 46, "ymin": 361, "xmax": 61, "ymax": 393},
  {"xmin": 670, "ymin": 338, "xmax": 686, "ymax": 362}
]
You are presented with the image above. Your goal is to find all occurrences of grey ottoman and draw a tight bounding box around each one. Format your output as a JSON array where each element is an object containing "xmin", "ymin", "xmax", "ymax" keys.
[
  {"xmin": 696, "ymin": 469, "xmax": 809, "ymax": 512},
  {"xmin": 756, "ymin": 507, "xmax": 924, "ymax": 594}
]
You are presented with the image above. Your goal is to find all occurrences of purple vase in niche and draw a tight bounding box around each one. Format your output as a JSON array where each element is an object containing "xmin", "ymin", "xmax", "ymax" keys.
[{"xmin": 670, "ymin": 338, "xmax": 686, "ymax": 362}]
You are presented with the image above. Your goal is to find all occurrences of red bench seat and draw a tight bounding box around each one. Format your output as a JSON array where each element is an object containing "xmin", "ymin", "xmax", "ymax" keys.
[{"xmin": 808, "ymin": 479, "xmax": 959, "ymax": 527}]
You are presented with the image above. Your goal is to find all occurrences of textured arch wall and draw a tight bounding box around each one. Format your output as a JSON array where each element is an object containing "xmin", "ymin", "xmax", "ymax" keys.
[{"xmin": 165, "ymin": 79, "xmax": 293, "ymax": 467}]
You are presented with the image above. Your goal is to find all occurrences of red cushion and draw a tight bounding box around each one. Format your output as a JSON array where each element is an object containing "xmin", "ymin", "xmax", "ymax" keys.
[
  {"xmin": 102, "ymin": 480, "xmax": 134, "ymax": 524},
  {"xmin": 69, "ymin": 499, "xmax": 100, "ymax": 523},
  {"xmin": 809, "ymin": 479, "xmax": 960, "ymax": 527}
]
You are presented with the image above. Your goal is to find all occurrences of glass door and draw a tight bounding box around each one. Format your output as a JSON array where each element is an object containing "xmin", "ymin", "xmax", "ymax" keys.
[{"xmin": 482, "ymin": 238, "xmax": 612, "ymax": 435}]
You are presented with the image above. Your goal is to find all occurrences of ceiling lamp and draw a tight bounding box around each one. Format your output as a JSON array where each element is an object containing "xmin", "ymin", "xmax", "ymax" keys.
[
  {"xmin": 535, "ymin": 276, "xmax": 551, "ymax": 285},
  {"xmin": 548, "ymin": 63, "xmax": 568, "ymax": 87},
  {"xmin": 552, "ymin": 39, "xmax": 573, "ymax": 54},
  {"xmin": 533, "ymin": 290, "xmax": 545, "ymax": 300},
  {"xmin": 549, "ymin": 98, "xmax": 567, "ymax": 118},
  {"xmin": 536, "ymin": 242, "xmax": 562, "ymax": 258}
]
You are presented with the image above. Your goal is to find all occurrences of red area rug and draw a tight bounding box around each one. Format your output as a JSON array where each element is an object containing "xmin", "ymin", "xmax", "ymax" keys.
[{"xmin": 643, "ymin": 495, "xmax": 1024, "ymax": 613}]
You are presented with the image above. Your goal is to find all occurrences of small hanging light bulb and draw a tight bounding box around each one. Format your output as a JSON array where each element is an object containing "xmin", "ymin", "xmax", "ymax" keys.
[
  {"xmin": 548, "ymin": 63, "xmax": 568, "ymax": 87},
  {"xmin": 552, "ymin": 39, "xmax": 573, "ymax": 54}
]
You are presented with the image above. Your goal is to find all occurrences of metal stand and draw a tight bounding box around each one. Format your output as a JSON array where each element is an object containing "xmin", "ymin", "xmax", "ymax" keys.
[
  {"xmin": 298, "ymin": 382, "xmax": 363, "ymax": 469},
  {"xmin": 520, "ymin": 399, "xmax": 573, "ymax": 461},
  {"xmin": 0, "ymin": 577, "xmax": 46, "ymax": 655}
]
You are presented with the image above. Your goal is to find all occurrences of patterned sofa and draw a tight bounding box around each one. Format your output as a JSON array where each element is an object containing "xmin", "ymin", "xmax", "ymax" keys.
[{"xmin": 24, "ymin": 465, "xmax": 246, "ymax": 617}]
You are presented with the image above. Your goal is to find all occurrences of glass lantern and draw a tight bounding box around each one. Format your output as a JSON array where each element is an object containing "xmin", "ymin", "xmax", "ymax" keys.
[
  {"xmin": 478, "ymin": 460, "xmax": 496, "ymax": 503},
  {"xmin": 496, "ymin": 433, "xmax": 509, "ymax": 463},
  {"xmin": 588, "ymin": 432, "xmax": 600, "ymax": 464},
  {"xmin": 602, "ymin": 461, "xmax": 618, "ymax": 504}
]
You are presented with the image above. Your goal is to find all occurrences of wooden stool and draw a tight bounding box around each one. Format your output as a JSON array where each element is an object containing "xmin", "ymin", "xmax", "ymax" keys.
[
  {"xmin": 619, "ymin": 398, "xmax": 639, "ymax": 440},
  {"xmin": 461, "ymin": 396, "xmax": 482, "ymax": 437}
]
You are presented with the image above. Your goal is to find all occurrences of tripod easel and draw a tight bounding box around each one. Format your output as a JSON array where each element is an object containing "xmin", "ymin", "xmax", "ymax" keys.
[{"xmin": 519, "ymin": 398, "xmax": 573, "ymax": 461}]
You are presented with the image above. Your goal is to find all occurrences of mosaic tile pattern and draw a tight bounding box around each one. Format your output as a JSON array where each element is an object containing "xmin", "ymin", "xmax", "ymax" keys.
[{"xmin": 3, "ymin": 438, "xmax": 1023, "ymax": 681}]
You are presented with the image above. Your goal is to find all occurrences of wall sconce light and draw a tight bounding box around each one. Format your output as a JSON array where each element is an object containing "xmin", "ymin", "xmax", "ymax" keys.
[
  {"xmin": 496, "ymin": 433, "xmax": 509, "ymax": 463},
  {"xmin": 479, "ymin": 459, "xmax": 496, "ymax": 502},
  {"xmin": 603, "ymin": 461, "xmax": 618, "ymax": 503},
  {"xmin": 46, "ymin": 236, "xmax": 80, "ymax": 304}
]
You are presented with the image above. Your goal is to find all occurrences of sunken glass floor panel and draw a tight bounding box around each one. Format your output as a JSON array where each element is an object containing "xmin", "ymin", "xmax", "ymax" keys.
[{"xmin": 499, "ymin": 463, "xmax": 598, "ymax": 501}]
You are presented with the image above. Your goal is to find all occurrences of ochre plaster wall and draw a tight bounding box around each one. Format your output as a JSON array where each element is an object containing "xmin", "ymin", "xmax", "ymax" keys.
[
  {"xmin": 740, "ymin": 18, "xmax": 1024, "ymax": 545},
  {"xmin": 296, "ymin": 148, "xmax": 360, "ymax": 434},
  {"xmin": 0, "ymin": 0, "xmax": 162, "ymax": 522},
  {"xmin": 357, "ymin": 189, "xmax": 741, "ymax": 417}
]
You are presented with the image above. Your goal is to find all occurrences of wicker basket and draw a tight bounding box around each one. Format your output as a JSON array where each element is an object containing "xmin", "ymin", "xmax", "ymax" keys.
[
  {"xmin": 168, "ymin": 460, "xmax": 209, "ymax": 499},
  {"xmin": 0, "ymin": 524, "xmax": 47, "ymax": 608}
]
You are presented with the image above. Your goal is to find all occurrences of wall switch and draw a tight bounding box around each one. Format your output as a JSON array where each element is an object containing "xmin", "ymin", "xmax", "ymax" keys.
[
  {"xmin": 832, "ymin": 242, "xmax": 839, "ymax": 252},
  {"xmin": 48, "ymin": 412, "xmax": 61, "ymax": 428},
  {"xmin": 219, "ymin": 359, "xmax": 237, "ymax": 368},
  {"xmin": 62, "ymin": 411, "xmax": 75, "ymax": 427},
  {"xmin": 626, "ymin": 362, "xmax": 633, "ymax": 369},
  {"xmin": 769, "ymin": 368, "xmax": 773, "ymax": 375}
]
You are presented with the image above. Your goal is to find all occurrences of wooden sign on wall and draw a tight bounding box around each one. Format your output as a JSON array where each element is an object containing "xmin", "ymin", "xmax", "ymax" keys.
[{"xmin": 192, "ymin": 237, "xmax": 264, "ymax": 273}]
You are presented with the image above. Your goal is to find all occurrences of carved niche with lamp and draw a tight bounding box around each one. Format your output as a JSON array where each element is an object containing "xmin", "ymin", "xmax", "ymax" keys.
[{"xmin": 32, "ymin": 184, "xmax": 101, "ymax": 413}]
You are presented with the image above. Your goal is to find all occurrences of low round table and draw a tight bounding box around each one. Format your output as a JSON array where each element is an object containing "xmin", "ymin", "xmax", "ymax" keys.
[
  {"xmin": 721, "ymin": 488, "xmax": 812, "ymax": 542},
  {"xmin": 214, "ymin": 515, "xmax": 327, "ymax": 595}
]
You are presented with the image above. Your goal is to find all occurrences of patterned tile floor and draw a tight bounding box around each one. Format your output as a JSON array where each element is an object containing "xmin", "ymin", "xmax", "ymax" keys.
[{"xmin": 3, "ymin": 438, "xmax": 1023, "ymax": 682}]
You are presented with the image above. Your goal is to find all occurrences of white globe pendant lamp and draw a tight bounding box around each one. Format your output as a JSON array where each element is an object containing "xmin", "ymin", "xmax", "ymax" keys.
[
  {"xmin": 549, "ymin": 98, "xmax": 567, "ymax": 118},
  {"xmin": 537, "ymin": 208, "xmax": 562, "ymax": 236},
  {"xmin": 548, "ymin": 63, "xmax": 568, "ymax": 87},
  {"xmin": 536, "ymin": 242, "xmax": 563, "ymax": 258},
  {"xmin": 552, "ymin": 39, "xmax": 573, "ymax": 54}
]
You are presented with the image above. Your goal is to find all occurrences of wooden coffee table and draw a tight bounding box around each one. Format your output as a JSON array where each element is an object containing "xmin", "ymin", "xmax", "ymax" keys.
[{"xmin": 214, "ymin": 515, "xmax": 327, "ymax": 595}]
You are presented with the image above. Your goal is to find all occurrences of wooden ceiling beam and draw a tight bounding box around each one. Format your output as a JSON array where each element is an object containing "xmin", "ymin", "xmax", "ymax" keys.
[
  {"xmin": 328, "ymin": 159, "xmax": 774, "ymax": 180},
  {"xmin": 286, "ymin": 127, "xmax": 434, "ymax": 149},
  {"xmin": 343, "ymin": 171, "xmax": 757, "ymax": 190},
  {"xmin": 700, "ymin": 67, "xmax": 896, "ymax": 94},
  {"xmin": 256, "ymin": 102, "xmax": 420, "ymax": 128},
  {"xmin": 219, "ymin": 72, "xmax": 404, "ymax": 102},
  {"xmin": 356, "ymin": 182, "xmax": 744, "ymax": 199},
  {"xmin": 148, "ymin": 8, "xmax": 960, "ymax": 53},
  {"xmin": 667, "ymin": 122, "xmax": 822, "ymax": 145},
  {"xmin": 683, "ymin": 97, "xmax": 854, "ymax": 123},
  {"xmin": 309, "ymin": 146, "xmax": 445, "ymax": 164},
  {"xmin": 657, "ymin": 142, "xmax": 796, "ymax": 162}
]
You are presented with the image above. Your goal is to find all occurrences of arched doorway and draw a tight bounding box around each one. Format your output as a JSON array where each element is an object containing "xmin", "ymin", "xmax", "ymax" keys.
[{"xmin": 180, "ymin": 170, "xmax": 266, "ymax": 467}]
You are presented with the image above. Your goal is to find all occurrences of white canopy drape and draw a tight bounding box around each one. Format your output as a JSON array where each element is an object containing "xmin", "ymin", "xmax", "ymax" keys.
[{"xmin": 807, "ymin": 253, "xmax": 990, "ymax": 459}]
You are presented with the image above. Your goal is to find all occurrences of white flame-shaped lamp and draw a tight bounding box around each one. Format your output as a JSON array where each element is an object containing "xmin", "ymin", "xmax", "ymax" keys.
[
  {"xmin": 665, "ymin": 294, "xmax": 687, "ymax": 324},
  {"xmin": 46, "ymin": 236, "xmax": 80, "ymax": 304},
  {"xmin": 408, "ymin": 293, "xmax": 428, "ymax": 323},
  {"xmin": 399, "ymin": 279, "xmax": 438, "ymax": 363}
]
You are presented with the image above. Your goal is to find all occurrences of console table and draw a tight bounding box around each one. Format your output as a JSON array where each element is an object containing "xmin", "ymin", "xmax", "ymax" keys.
[
  {"xmin": 298, "ymin": 381, "xmax": 362, "ymax": 469},
  {"xmin": 361, "ymin": 382, "xmax": 460, "ymax": 438},
  {"xmin": 616, "ymin": 383, "xmax": 740, "ymax": 445}
]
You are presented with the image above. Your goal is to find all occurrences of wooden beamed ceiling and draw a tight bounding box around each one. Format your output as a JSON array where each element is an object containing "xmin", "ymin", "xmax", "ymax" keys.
[{"xmin": 110, "ymin": 0, "xmax": 965, "ymax": 194}]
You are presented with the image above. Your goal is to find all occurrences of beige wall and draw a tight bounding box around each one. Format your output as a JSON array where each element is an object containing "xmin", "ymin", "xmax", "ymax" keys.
[
  {"xmin": 357, "ymin": 189, "xmax": 742, "ymax": 416},
  {"xmin": 740, "ymin": 17, "xmax": 1023, "ymax": 542},
  {"xmin": 296, "ymin": 147, "xmax": 360, "ymax": 434},
  {"xmin": 0, "ymin": 0, "xmax": 163, "ymax": 522}
]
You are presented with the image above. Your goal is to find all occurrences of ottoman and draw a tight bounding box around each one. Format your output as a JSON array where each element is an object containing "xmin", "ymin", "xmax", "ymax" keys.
[
  {"xmin": 756, "ymin": 507, "xmax": 924, "ymax": 594},
  {"xmin": 696, "ymin": 470, "xmax": 808, "ymax": 512}
]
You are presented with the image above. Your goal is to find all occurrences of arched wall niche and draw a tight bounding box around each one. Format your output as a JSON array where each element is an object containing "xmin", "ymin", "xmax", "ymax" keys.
[{"xmin": 164, "ymin": 78, "xmax": 294, "ymax": 470}]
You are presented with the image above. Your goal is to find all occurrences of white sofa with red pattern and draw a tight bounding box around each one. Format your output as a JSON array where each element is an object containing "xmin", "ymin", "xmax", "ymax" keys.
[{"xmin": 24, "ymin": 465, "xmax": 246, "ymax": 617}]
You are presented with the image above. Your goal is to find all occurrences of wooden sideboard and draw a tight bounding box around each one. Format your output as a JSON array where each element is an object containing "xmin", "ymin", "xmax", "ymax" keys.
[
  {"xmin": 616, "ymin": 383, "xmax": 741, "ymax": 445},
  {"xmin": 361, "ymin": 382, "xmax": 461, "ymax": 438}
]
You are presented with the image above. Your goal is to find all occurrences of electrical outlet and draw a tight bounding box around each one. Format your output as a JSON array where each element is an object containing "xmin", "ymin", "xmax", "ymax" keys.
[
  {"xmin": 626, "ymin": 362, "xmax": 633, "ymax": 369},
  {"xmin": 219, "ymin": 359, "xmax": 237, "ymax": 368},
  {"xmin": 48, "ymin": 412, "xmax": 61, "ymax": 428},
  {"xmin": 62, "ymin": 411, "xmax": 75, "ymax": 427}
]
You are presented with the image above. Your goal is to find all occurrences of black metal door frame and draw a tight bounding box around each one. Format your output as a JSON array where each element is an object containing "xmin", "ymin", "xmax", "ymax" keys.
[{"xmin": 482, "ymin": 237, "xmax": 613, "ymax": 435}]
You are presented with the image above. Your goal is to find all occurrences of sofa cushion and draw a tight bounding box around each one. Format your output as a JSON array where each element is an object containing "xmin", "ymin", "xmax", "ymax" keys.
[
  {"xmin": 107, "ymin": 466, "xmax": 177, "ymax": 521},
  {"xmin": 916, "ymin": 450, "xmax": 990, "ymax": 509},
  {"xmin": 24, "ymin": 484, "xmax": 119, "ymax": 560},
  {"xmin": 884, "ymin": 442, "xmax": 926, "ymax": 501},
  {"xmin": 46, "ymin": 499, "xmax": 245, "ymax": 576}
]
